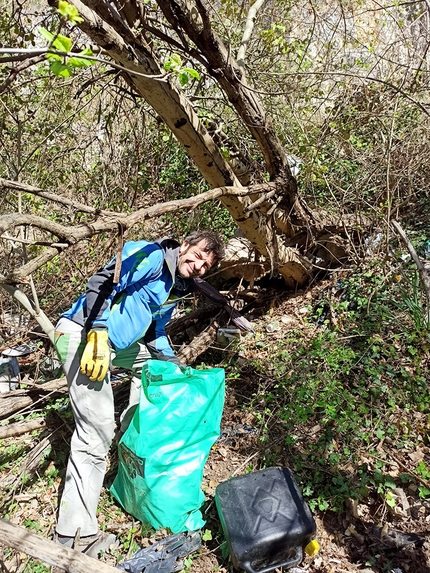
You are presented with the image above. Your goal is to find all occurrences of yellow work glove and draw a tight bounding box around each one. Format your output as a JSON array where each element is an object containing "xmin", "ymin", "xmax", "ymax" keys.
[{"xmin": 80, "ymin": 329, "xmax": 110, "ymax": 382}]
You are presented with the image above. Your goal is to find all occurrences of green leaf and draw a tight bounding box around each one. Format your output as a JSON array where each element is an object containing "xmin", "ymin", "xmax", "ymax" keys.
[
  {"xmin": 164, "ymin": 54, "xmax": 183, "ymax": 73},
  {"xmin": 68, "ymin": 57, "xmax": 91, "ymax": 68},
  {"xmin": 385, "ymin": 493, "xmax": 396, "ymax": 508},
  {"xmin": 47, "ymin": 52, "xmax": 62, "ymax": 62},
  {"xmin": 50, "ymin": 60, "xmax": 71, "ymax": 77},
  {"xmin": 68, "ymin": 48, "xmax": 94, "ymax": 68},
  {"xmin": 39, "ymin": 28, "xmax": 73, "ymax": 53},
  {"xmin": 202, "ymin": 529, "xmax": 212, "ymax": 541},
  {"xmin": 183, "ymin": 67, "xmax": 200, "ymax": 80},
  {"xmin": 38, "ymin": 27, "xmax": 54, "ymax": 42},
  {"xmin": 57, "ymin": 0, "xmax": 84, "ymax": 24},
  {"xmin": 171, "ymin": 53, "xmax": 182, "ymax": 66},
  {"xmin": 179, "ymin": 72, "xmax": 189, "ymax": 86},
  {"xmin": 52, "ymin": 34, "xmax": 73, "ymax": 53},
  {"xmin": 418, "ymin": 486, "xmax": 430, "ymax": 499}
]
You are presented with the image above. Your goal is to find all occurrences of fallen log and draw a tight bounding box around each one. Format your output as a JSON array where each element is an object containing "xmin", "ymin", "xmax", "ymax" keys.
[
  {"xmin": 0, "ymin": 518, "xmax": 120, "ymax": 573},
  {"xmin": 0, "ymin": 417, "xmax": 45, "ymax": 439},
  {"xmin": 0, "ymin": 377, "xmax": 67, "ymax": 419},
  {"xmin": 167, "ymin": 305, "xmax": 220, "ymax": 337}
]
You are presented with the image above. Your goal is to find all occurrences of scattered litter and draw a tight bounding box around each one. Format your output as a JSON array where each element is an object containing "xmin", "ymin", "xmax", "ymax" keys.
[
  {"xmin": 280, "ymin": 316, "xmax": 295, "ymax": 325},
  {"xmin": 217, "ymin": 424, "xmax": 258, "ymax": 445},
  {"xmin": 216, "ymin": 327, "xmax": 241, "ymax": 346},
  {"xmin": 0, "ymin": 355, "xmax": 19, "ymax": 393},
  {"xmin": 265, "ymin": 321, "xmax": 280, "ymax": 333},
  {"xmin": 370, "ymin": 525, "xmax": 424, "ymax": 549},
  {"xmin": 0, "ymin": 344, "xmax": 35, "ymax": 392},
  {"xmin": 1, "ymin": 344, "xmax": 34, "ymax": 357},
  {"xmin": 117, "ymin": 531, "xmax": 202, "ymax": 573},
  {"xmin": 365, "ymin": 232, "xmax": 383, "ymax": 254},
  {"xmin": 286, "ymin": 154, "xmax": 303, "ymax": 177},
  {"xmin": 38, "ymin": 355, "xmax": 63, "ymax": 378}
]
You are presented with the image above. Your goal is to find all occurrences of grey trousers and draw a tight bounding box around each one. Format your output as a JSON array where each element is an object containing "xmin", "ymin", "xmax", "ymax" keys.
[{"xmin": 54, "ymin": 318, "xmax": 150, "ymax": 537}]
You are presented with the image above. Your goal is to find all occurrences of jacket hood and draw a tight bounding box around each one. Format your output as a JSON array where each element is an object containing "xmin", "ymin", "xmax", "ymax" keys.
[{"xmin": 154, "ymin": 238, "xmax": 180, "ymax": 278}]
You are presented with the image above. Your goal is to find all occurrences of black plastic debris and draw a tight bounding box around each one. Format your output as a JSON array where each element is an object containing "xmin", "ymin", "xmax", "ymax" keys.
[
  {"xmin": 370, "ymin": 526, "xmax": 424, "ymax": 549},
  {"xmin": 1, "ymin": 343, "xmax": 35, "ymax": 357},
  {"xmin": 117, "ymin": 531, "xmax": 202, "ymax": 573},
  {"xmin": 218, "ymin": 424, "xmax": 258, "ymax": 445},
  {"xmin": 193, "ymin": 277, "xmax": 254, "ymax": 333}
]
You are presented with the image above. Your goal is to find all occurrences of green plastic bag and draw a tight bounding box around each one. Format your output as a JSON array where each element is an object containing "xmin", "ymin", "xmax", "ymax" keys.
[{"xmin": 110, "ymin": 359, "xmax": 225, "ymax": 533}]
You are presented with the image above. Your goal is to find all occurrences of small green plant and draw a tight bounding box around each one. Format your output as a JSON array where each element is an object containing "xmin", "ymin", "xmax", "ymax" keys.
[
  {"xmin": 119, "ymin": 525, "xmax": 140, "ymax": 552},
  {"xmin": 201, "ymin": 529, "xmax": 212, "ymax": 541},
  {"xmin": 38, "ymin": 27, "xmax": 95, "ymax": 77},
  {"xmin": 36, "ymin": 1, "xmax": 95, "ymax": 77},
  {"xmin": 401, "ymin": 271, "xmax": 430, "ymax": 332},
  {"xmin": 416, "ymin": 461, "xmax": 430, "ymax": 480},
  {"xmin": 27, "ymin": 561, "xmax": 50, "ymax": 573},
  {"xmin": 164, "ymin": 54, "xmax": 200, "ymax": 86},
  {"xmin": 230, "ymin": 259, "xmax": 430, "ymax": 514}
]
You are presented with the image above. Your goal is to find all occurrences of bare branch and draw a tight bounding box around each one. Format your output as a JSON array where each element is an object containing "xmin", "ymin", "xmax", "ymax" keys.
[
  {"xmin": 0, "ymin": 178, "xmax": 113, "ymax": 215},
  {"xmin": 0, "ymin": 183, "xmax": 268, "ymax": 283},
  {"xmin": 392, "ymin": 220, "xmax": 430, "ymax": 300},
  {"xmin": 237, "ymin": 0, "xmax": 265, "ymax": 70},
  {"xmin": 0, "ymin": 48, "xmax": 169, "ymax": 82},
  {"xmin": 0, "ymin": 55, "xmax": 45, "ymax": 95}
]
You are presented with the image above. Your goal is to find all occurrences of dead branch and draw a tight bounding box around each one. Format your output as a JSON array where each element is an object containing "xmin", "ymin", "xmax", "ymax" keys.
[
  {"xmin": 0, "ymin": 182, "xmax": 264, "ymax": 284},
  {"xmin": 0, "ymin": 55, "xmax": 46, "ymax": 95},
  {"xmin": 0, "ymin": 518, "xmax": 120, "ymax": 573},
  {"xmin": 0, "ymin": 436, "xmax": 52, "ymax": 491},
  {"xmin": 0, "ymin": 178, "xmax": 114, "ymax": 215},
  {"xmin": 167, "ymin": 306, "xmax": 221, "ymax": 337},
  {"xmin": 392, "ymin": 220, "xmax": 430, "ymax": 300},
  {"xmin": 0, "ymin": 418, "xmax": 45, "ymax": 439},
  {"xmin": 176, "ymin": 321, "xmax": 219, "ymax": 364},
  {"xmin": 0, "ymin": 378, "xmax": 67, "ymax": 420}
]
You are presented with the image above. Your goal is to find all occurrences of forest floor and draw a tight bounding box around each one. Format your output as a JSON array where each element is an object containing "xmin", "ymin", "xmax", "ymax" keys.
[{"xmin": 0, "ymin": 279, "xmax": 429, "ymax": 573}]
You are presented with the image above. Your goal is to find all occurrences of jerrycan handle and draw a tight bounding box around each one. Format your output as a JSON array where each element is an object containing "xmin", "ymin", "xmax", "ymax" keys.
[{"xmin": 243, "ymin": 546, "xmax": 302, "ymax": 573}]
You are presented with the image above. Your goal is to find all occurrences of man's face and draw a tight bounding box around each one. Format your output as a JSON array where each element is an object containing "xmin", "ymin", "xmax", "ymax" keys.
[{"xmin": 177, "ymin": 239, "xmax": 216, "ymax": 278}]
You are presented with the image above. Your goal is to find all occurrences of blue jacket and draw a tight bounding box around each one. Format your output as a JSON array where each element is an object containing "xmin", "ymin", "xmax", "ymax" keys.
[{"xmin": 62, "ymin": 239, "xmax": 194, "ymax": 358}]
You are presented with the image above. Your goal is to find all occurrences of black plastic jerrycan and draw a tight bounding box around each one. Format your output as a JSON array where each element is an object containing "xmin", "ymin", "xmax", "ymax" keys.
[{"xmin": 215, "ymin": 467, "xmax": 318, "ymax": 573}]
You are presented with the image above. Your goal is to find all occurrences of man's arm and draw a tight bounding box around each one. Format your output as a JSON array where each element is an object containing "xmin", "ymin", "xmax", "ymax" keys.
[{"xmin": 143, "ymin": 307, "xmax": 181, "ymax": 365}]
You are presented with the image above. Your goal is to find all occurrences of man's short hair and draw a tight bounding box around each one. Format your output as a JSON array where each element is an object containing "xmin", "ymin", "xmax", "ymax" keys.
[{"xmin": 183, "ymin": 230, "xmax": 225, "ymax": 263}]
